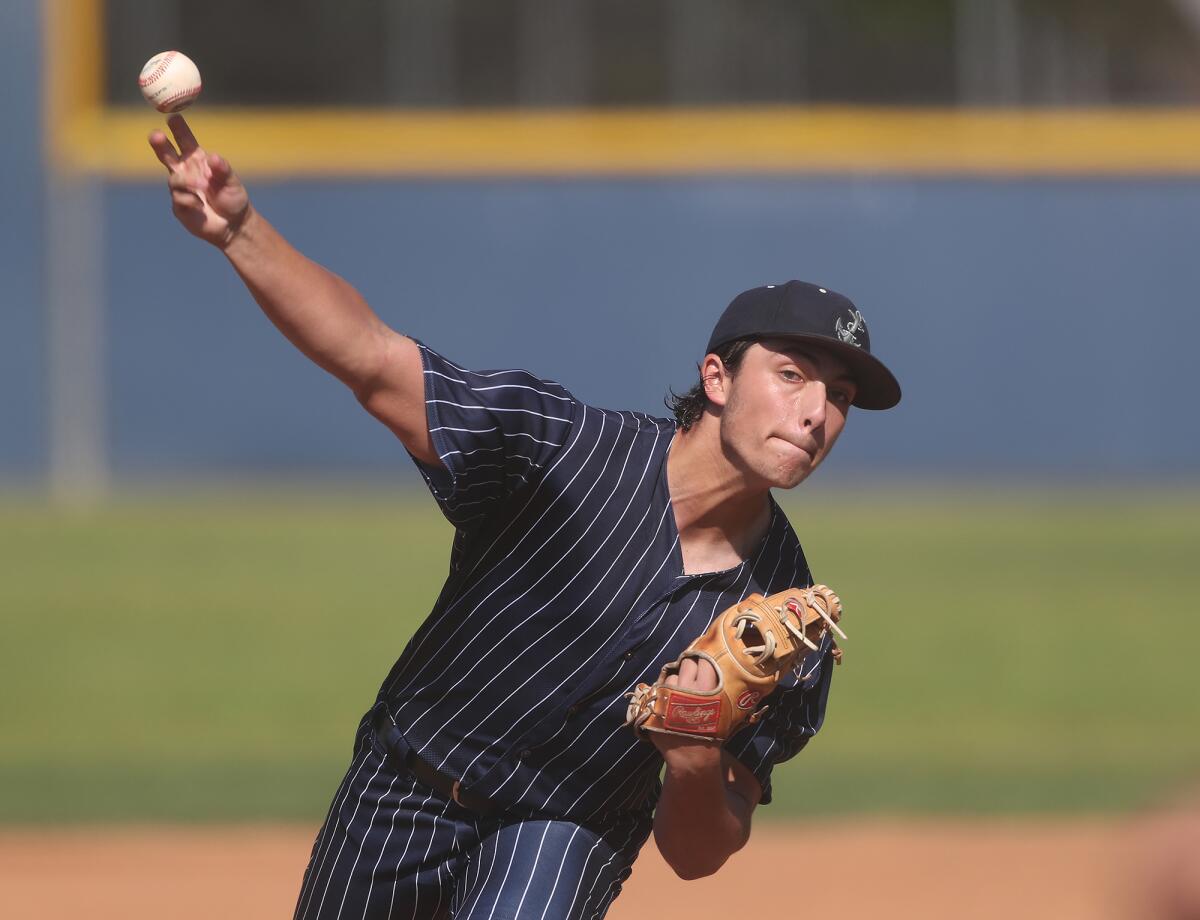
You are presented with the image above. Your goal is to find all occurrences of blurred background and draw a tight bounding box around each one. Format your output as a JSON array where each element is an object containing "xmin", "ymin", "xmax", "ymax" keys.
[{"xmin": 3, "ymin": 1, "xmax": 1200, "ymax": 918}]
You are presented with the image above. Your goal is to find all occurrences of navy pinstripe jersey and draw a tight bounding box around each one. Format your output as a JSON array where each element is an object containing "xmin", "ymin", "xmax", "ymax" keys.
[{"xmin": 375, "ymin": 342, "xmax": 836, "ymax": 831}]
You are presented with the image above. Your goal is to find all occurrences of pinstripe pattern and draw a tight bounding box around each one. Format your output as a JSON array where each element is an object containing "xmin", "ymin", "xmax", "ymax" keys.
[
  {"xmin": 294, "ymin": 715, "xmax": 639, "ymax": 920},
  {"xmin": 297, "ymin": 343, "xmax": 836, "ymax": 916}
]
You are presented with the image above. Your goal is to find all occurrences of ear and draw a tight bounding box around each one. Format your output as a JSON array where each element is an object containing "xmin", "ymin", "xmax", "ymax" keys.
[{"xmin": 701, "ymin": 354, "xmax": 731, "ymax": 408}]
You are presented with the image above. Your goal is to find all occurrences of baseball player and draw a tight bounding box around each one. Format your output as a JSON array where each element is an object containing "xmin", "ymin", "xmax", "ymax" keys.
[{"xmin": 149, "ymin": 115, "xmax": 901, "ymax": 920}]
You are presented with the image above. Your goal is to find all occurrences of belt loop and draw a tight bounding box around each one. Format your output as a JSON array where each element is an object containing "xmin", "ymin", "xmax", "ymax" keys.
[{"xmin": 372, "ymin": 705, "xmax": 415, "ymax": 764}]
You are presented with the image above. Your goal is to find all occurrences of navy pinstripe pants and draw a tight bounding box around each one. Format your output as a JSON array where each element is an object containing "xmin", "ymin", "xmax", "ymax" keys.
[{"xmin": 293, "ymin": 711, "xmax": 647, "ymax": 920}]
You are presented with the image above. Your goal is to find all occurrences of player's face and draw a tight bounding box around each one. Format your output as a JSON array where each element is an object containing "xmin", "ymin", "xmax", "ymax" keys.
[{"xmin": 714, "ymin": 340, "xmax": 855, "ymax": 490}]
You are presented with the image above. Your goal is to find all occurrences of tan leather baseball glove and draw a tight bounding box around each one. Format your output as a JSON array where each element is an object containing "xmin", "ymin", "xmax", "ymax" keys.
[{"xmin": 625, "ymin": 586, "xmax": 845, "ymax": 743}]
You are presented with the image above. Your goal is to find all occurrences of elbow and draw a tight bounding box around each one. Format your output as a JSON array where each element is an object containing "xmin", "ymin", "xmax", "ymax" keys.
[
  {"xmin": 670, "ymin": 862, "xmax": 723, "ymax": 882},
  {"xmin": 664, "ymin": 850, "xmax": 729, "ymax": 881},
  {"xmin": 656, "ymin": 832, "xmax": 739, "ymax": 880}
]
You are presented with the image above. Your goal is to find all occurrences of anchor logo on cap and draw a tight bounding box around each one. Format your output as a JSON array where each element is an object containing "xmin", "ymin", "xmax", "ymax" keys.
[{"xmin": 834, "ymin": 308, "xmax": 867, "ymax": 348}]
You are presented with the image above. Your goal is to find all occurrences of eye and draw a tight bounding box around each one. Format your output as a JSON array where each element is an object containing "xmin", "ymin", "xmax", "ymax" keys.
[
  {"xmin": 781, "ymin": 369, "xmax": 803, "ymax": 382},
  {"xmin": 829, "ymin": 388, "xmax": 854, "ymax": 407}
]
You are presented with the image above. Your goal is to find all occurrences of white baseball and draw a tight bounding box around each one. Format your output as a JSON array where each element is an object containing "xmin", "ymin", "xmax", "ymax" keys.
[{"xmin": 138, "ymin": 51, "xmax": 202, "ymax": 114}]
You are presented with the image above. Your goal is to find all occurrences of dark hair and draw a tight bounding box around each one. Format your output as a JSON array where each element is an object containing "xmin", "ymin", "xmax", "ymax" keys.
[{"xmin": 665, "ymin": 338, "xmax": 756, "ymax": 431}]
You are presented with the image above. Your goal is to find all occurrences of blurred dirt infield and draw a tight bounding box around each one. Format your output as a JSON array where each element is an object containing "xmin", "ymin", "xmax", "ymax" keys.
[{"xmin": 0, "ymin": 818, "xmax": 1135, "ymax": 920}]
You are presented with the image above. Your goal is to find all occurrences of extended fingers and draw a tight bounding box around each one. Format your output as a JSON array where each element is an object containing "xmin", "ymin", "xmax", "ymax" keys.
[
  {"xmin": 168, "ymin": 114, "xmax": 200, "ymax": 156},
  {"xmin": 148, "ymin": 130, "xmax": 181, "ymax": 171}
]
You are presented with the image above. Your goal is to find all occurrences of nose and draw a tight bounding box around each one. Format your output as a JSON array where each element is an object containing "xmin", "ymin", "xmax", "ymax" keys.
[{"xmin": 799, "ymin": 380, "xmax": 827, "ymax": 431}]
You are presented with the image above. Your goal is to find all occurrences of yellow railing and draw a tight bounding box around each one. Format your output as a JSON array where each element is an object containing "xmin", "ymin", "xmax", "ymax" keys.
[{"xmin": 46, "ymin": 0, "xmax": 1200, "ymax": 179}]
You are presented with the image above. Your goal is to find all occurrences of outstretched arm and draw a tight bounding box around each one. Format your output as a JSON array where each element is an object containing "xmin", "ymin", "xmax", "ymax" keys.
[
  {"xmin": 650, "ymin": 658, "xmax": 762, "ymax": 880},
  {"xmin": 148, "ymin": 115, "xmax": 438, "ymax": 467}
]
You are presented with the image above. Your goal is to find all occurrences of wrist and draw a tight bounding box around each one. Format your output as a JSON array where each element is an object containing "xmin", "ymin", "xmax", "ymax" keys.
[
  {"xmin": 218, "ymin": 202, "xmax": 258, "ymax": 254},
  {"xmin": 660, "ymin": 739, "xmax": 723, "ymax": 776}
]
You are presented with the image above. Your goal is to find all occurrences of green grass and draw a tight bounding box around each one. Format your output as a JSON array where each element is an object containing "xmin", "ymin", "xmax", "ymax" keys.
[{"xmin": 1, "ymin": 486, "xmax": 1198, "ymax": 822}]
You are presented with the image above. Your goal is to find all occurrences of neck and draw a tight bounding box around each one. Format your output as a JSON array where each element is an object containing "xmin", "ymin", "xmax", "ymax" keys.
[{"xmin": 667, "ymin": 413, "xmax": 772, "ymax": 561}]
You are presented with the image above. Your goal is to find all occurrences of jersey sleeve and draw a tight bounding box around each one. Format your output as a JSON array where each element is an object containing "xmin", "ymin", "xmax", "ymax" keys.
[
  {"xmin": 724, "ymin": 639, "xmax": 835, "ymax": 805},
  {"xmin": 410, "ymin": 341, "xmax": 579, "ymax": 527}
]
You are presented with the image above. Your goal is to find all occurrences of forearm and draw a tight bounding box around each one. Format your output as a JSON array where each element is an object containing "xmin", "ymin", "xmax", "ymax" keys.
[
  {"xmin": 653, "ymin": 746, "xmax": 754, "ymax": 880},
  {"xmin": 221, "ymin": 205, "xmax": 391, "ymax": 394}
]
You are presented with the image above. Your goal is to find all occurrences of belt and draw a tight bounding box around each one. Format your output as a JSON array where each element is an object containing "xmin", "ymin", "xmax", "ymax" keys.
[
  {"xmin": 405, "ymin": 752, "xmax": 498, "ymax": 815},
  {"xmin": 372, "ymin": 709, "xmax": 498, "ymax": 815}
]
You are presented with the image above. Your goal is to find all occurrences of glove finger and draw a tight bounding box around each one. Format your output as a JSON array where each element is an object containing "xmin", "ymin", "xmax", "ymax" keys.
[
  {"xmin": 695, "ymin": 657, "xmax": 718, "ymax": 690},
  {"xmin": 677, "ymin": 657, "xmax": 699, "ymax": 687}
]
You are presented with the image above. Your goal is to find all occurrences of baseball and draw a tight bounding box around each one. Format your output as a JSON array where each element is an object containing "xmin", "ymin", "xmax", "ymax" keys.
[{"xmin": 138, "ymin": 50, "xmax": 202, "ymax": 114}]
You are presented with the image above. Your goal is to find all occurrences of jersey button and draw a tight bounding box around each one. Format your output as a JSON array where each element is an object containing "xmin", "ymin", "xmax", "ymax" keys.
[
  {"xmin": 566, "ymin": 705, "xmax": 579, "ymax": 717},
  {"xmin": 622, "ymin": 650, "xmax": 634, "ymax": 660},
  {"xmin": 518, "ymin": 749, "xmax": 532, "ymax": 760}
]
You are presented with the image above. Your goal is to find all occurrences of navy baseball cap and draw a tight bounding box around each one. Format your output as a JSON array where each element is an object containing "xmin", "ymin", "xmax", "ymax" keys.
[{"xmin": 706, "ymin": 281, "xmax": 902, "ymax": 410}]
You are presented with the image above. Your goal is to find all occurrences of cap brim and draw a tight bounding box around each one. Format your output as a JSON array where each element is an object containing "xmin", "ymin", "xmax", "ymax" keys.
[{"xmin": 765, "ymin": 335, "xmax": 902, "ymax": 410}]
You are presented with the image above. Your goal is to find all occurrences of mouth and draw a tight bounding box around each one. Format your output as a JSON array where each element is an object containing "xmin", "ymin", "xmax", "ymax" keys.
[{"xmin": 774, "ymin": 437, "xmax": 818, "ymax": 461}]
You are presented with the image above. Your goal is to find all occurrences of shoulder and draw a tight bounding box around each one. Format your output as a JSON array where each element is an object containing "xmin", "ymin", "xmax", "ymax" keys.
[
  {"xmin": 564, "ymin": 402, "xmax": 677, "ymax": 455},
  {"xmin": 415, "ymin": 340, "xmax": 578, "ymax": 406},
  {"xmin": 577, "ymin": 403, "xmax": 675, "ymax": 433}
]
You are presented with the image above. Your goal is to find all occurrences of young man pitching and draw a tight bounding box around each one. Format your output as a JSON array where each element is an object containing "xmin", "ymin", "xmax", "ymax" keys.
[{"xmin": 150, "ymin": 115, "xmax": 901, "ymax": 920}]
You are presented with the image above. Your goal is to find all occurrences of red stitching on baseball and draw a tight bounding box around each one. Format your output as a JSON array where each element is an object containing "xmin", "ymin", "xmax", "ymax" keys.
[
  {"xmin": 138, "ymin": 51, "xmax": 178, "ymax": 88},
  {"xmin": 156, "ymin": 81, "xmax": 201, "ymax": 111},
  {"xmin": 158, "ymin": 82, "xmax": 201, "ymax": 104}
]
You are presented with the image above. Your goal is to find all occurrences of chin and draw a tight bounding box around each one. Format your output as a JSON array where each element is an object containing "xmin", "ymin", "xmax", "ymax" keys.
[
  {"xmin": 774, "ymin": 468, "xmax": 815, "ymax": 490},
  {"xmin": 765, "ymin": 457, "xmax": 817, "ymax": 490}
]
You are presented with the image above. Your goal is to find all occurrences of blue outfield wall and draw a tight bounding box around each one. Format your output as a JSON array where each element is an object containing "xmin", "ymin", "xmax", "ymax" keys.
[
  {"xmin": 2, "ymin": 172, "xmax": 1198, "ymax": 481},
  {"xmin": 2, "ymin": 0, "xmax": 1198, "ymax": 482},
  {"xmin": 101, "ymin": 174, "xmax": 1200, "ymax": 480}
]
